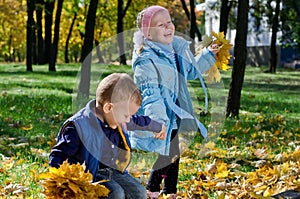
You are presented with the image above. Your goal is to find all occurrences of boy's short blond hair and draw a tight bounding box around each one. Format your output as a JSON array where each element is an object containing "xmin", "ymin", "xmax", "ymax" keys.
[{"xmin": 96, "ymin": 73, "xmax": 142, "ymax": 106}]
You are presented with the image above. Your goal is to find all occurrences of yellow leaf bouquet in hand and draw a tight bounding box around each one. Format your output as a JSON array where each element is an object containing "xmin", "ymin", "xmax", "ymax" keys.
[
  {"xmin": 39, "ymin": 161, "xmax": 109, "ymax": 199},
  {"xmin": 198, "ymin": 31, "xmax": 232, "ymax": 83}
]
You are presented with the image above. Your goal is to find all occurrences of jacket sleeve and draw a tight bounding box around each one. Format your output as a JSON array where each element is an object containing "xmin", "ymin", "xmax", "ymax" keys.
[
  {"xmin": 126, "ymin": 115, "xmax": 162, "ymax": 132},
  {"xmin": 194, "ymin": 47, "xmax": 216, "ymax": 74},
  {"xmin": 49, "ymin": 123, "xmax": 81, "ymax": 168},
  {"xmin": 133, "ymin": 59, "xmax": 169, "ymax": 127}
]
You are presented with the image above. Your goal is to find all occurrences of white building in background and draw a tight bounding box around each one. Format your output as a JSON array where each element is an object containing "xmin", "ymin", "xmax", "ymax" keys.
[{"xmin": 197, "ymin": 0, "xmax": 299, "ymax": 68}]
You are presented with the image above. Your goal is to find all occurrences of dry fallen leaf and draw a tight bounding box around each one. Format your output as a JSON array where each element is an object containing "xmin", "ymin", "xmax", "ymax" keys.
[
  {"xmin": 39, "ymin": 161, "xmax": 109, "ymax": 199},
  {"xmin": 254, "ymin": 148, "xmax": 268, "ymax": 159},
  {"xmin": 1, "ymin": 183, "xmax": 29, "ymax": 196}
]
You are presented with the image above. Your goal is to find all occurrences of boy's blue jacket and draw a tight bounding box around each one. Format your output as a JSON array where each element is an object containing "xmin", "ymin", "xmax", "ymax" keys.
[
  {"xmin": 130, "ymin": 36, "xmax": 216, "ymax": 155},
  {"xmin": 49, "ymin": 99, "xmax": 161, "ymax": 181},
  {"xmin": 49, "ymin": 100, "xmax": 107, "ymax": 181}
]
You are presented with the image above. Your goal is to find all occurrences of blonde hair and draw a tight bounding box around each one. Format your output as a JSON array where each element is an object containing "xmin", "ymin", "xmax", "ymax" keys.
[
  {"xmin": 133, "ymin": 10, "xmax": 146, "ymax": 53},
  {"xmin": 136, "ymin": 9, "xmax": 144, "ymax": 30},
  {"xmin": 96, "ymin": 73, "xmax": 142, "ymax": 106}
]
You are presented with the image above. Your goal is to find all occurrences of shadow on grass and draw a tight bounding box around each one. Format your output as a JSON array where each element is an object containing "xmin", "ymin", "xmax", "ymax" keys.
[
  {"xmin": 243, "ymin": 82, "xmax": 300, "ymax": 93},
  {"xmin": 0, "ymin": 70, "xmax": 79, "ymax": 77}
]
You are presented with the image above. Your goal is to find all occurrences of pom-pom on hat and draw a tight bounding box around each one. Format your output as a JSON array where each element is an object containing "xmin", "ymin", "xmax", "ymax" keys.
[{"xmin": 141, "ymin": 5, "xmax": 168, "ymax": 39}]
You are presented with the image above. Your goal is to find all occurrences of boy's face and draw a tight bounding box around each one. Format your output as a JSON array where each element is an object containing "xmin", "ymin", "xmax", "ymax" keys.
[
  {"xmin": 104, "ymin": 100, "xmax": 139, "ymax": 128},
  {"xmin": 148, "ymin": 10, "xmax": 175, "ymax": 45}
]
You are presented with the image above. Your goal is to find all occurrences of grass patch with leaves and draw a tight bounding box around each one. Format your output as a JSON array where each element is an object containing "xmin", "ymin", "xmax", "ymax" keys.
[{"xmin": 0, "ymin": 63, "xmax": 299, "ymax": 198}]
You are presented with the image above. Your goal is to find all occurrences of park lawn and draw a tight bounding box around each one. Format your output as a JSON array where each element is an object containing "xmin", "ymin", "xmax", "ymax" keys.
[{"xmin": 0, "ymin": 63, "xmax": 299, "ymax": 198}]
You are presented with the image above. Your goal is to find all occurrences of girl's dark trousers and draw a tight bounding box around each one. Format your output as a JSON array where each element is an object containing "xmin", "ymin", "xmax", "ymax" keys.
[{"xmin": 146, "ymin": 129, "xmax": 180, "ymax": 194}]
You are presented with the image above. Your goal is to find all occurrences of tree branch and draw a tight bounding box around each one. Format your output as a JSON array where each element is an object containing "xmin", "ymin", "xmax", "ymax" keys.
[{"xmin": 122, "ymin": 0, "xmax": 132, "ymax": 19}]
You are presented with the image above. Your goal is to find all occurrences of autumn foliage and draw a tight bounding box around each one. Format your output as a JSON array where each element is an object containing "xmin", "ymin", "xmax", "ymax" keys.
[
  {"xmin": 197, "ymin": 31, "xmax": 233, "ymax": 83},
  {"xmin": 39, "ymin": 161, "xmax": 109, "ymax": 199},
  {"xmin": 177, "ymin": 147, "xmax": 300, "ymax": 198}
]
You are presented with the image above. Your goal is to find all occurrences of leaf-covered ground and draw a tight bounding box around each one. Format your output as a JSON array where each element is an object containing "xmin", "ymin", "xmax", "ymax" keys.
[
  {"xmin": 175, "ymin": 114, "xmax": 300, "ymax": 198},
  {"xmin": 0, "ymin": 64, "xmax": 299, "ymax": 198}
]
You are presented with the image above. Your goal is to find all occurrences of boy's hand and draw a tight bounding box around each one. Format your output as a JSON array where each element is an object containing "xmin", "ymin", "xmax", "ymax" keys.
[{"xmin": 153, "ymin": 125, "xmax": 166, "ymax": 140}]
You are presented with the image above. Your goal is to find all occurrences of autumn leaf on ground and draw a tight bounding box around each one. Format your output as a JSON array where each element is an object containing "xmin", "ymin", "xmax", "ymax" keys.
[
  {"xmin": 214, "ymin": 161, "xmax": 229, "ymax": 178},
  {"xmin": 128, "ymin": 158, "xmax": 146, "ymax": 178},
  {"xmin": 254, "ymin": 148, "xmax": 269, "ymax": 159},
  {"xmin": 39, "ymin": 161, "xmax": 109, "ymax": 199},
  {"xmin": 1, "ymin": 157, "xmax": 14, "ymax": 170},
  {"xmin": 199, "ymin": 141, "xmax": 227, "ymax": 158},
  {"xmin": 0, "ymin": 183, "xmax": 29, "ymax": 197},
  {"xmin": 31, "ymin": 148, "xmax": 49, "ymax": 158},
  {"xmin": 20, "ymin": 123, "xmax": 33, "ymax": 131},
  {"xmin": 205, "ymin": 159, "xmax": 229, "ymax": 178},
  {"xmin": 286, "ymin": 146, "xmax": 300, "ymax": 161}
]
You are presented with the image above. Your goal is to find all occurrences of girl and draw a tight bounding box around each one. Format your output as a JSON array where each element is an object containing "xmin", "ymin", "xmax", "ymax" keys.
[{"xmin": 131, "ymin": 5, "xmax": 219, "ymax": 199}]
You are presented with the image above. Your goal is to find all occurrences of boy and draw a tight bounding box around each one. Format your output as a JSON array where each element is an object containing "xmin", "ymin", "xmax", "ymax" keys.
[{"xmin": 49, "ymin": 73, "xmax": 166, "ymax": 199}]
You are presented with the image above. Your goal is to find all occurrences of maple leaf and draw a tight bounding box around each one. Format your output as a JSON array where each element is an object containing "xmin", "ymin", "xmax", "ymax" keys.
[
  {"xmin": 20, "ymin": 124, "xmax": 33, "ymax": 131},
  {"xmin": 197, "ymin": 34, "xmax": 213, "ymax": 50},
  {"xmin": 205, "ymin": 65, "xmax": 221, "ymax": 83},
  {"xmin": 39, "ymin": 161, "xmax": 109, "ymax": 199},
  {"xmin": 198, "ymin": 31, "xmax": 233, "ymax": 83},
  {"xmin": 2, "ymin": 183, "xmax": 29, "ymax": 196},
  {"xmin": 287, "ymin": 147, "xmax": 300, "ymax": 161},
  {"xmin": 215, "ymin": 161, "xmax": 229, "ymax": 178},
  {"xmin": 254, "ymin": 148, "xmax": 269, "ymax": 159}
]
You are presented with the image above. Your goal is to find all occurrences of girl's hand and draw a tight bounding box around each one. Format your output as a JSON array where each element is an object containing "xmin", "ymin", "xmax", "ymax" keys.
[
  {"xmin": 208, "ymin": 43, "xmax": 222, "ymax": 55},
  {"xmin": 154, "ymin": 125, "xmax": 166, "ymax": 140}
]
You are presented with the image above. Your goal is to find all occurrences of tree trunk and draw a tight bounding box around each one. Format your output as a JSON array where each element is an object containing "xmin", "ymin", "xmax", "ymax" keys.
[
  {"xmin": 80, "ymin": 0, "xmax": 98, "ymax": 63},
  {"xmin": 32, "ymin": 22, "xmax": 37, "ymax": 64},
  {"xmin": 180, "ymin": 0, "xmax": 202, "ymax": 41},
  {"xmin": 117, "ymin": 0, "xmax": 131, "ymax": 65},
  {"xmin": 95, "ymin": 39, "xmax": 104, "ymax": 63},
  {"xmin": 189, "ymin": 0, "xmax": 196, "ymax": 54},
  {"xmin": 180, "ymin": 0, "xmax": 190, "ymax": 19},
  {"xmin": 226, "ymin": 0, "xmax": 249, "ymax": 118},
  {"xmin": 268, "ymin": 0, "xmax": 281, "ymax": 73},
  {"xmin": 219, "ymin": 0, "xmax": 233, "ymax": 35},
  {"xmin": 44, "ymin": 0, "xmax": 55, "ymax": 64},
  {"xmin": 65, "ymin": 12, "xmax": 77, "ymax": 63},
  {"xmin": 78, "ymin": 0, "xmax": 98, "ymax": 98},
  {"xmin": 8, "ymin": 34, "xmax": 13, "ymax": 61},
  {"xmin": 36, "ymin": 0, "xmax": 45, "ymax": 64},
  {"xmin": 49, "ymin": 0, "xmax": 64, "ymax": 72},
  {"xmin": 117, "ymin": 0, "xmax": 126, "ymax": 65},
  {"xmin": 26, "ymin": 0, "xmax": 34, "ymax": 72}
]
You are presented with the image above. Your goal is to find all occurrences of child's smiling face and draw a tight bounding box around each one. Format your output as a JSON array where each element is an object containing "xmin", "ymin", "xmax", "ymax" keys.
[{"xmin": 148, "ymin": 10, "xmax": 175, "ymax": 45}]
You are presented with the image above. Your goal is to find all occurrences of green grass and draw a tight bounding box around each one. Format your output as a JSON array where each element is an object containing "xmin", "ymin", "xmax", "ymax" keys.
[
  {"xmin": 0, "ymin": 63, "xmax": 135, "ymax": 197},
  {"xmin": 220, "ymin": 67, "xmax": 300, "ymax": 155},
  {"xmin": 0, "ymin": 63, "xmax": 299, "ymax": 198},
  {"xmin": 238, "ymin": 68, "xmax": 300, "ymax": 119}
]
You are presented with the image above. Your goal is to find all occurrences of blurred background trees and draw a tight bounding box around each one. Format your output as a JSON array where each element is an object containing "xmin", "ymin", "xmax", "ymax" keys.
[
  {"xmin": 1, "ymin": 0, "xmax": 299, "ymax": 117},
  {"xmin": 1, "ymin": 0, "xmax": 298, "ymax": 68}
]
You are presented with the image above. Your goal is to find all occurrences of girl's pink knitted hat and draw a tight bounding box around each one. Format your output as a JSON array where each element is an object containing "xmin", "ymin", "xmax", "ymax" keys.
[{"xmin": 141, "ymin": 5, "xmax": 168, "ymax": 39}]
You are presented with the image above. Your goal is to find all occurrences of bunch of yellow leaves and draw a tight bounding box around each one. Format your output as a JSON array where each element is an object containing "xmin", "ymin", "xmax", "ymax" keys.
[
  {"xmin": 39, "ymin": 161, "xmax": 109, "ymax": 199},
  {"xmin": 198, "ymin": 31, "xmax": 232, "ymax": 83}
]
